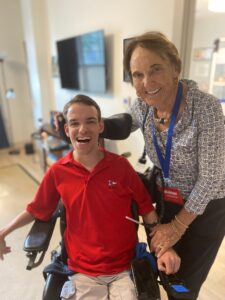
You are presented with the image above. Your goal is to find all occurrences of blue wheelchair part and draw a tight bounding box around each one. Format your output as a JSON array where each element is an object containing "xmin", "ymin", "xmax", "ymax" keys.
[{"xmin": 135, "ymin": 242, "xmax": 157, "ymax": 272}]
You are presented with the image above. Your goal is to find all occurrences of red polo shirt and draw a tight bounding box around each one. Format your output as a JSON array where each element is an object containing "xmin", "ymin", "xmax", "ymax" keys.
[{"xmin": 27, "ymin": 149, "xmax": 154, "ymax": 275}]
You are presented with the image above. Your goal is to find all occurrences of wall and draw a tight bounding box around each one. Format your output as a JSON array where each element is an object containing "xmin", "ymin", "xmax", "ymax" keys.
[
  {"xmin": 190, "ymin": 12, "xmax": 225, "ymax": 114},
  {"xmin": 46, "ymin": 0, "xmax": 183, "ymax": 164},
  {"xmin": 192, "ymin": 13, "xmax": 225, "ymax": 48},
  {"xmin": 0, "ymin": 0, "xmax": 34, "ymax": 145},
  {"xmin": 0, "ymin": 0, "xmax": 187, "ymax": 164},
  {"xmin": 20, "ymin": 0, "xmax": 55, "ymax": 127},
  {"xmin": 48, "ymin": 0, "xmax": 177, "ymax": 113}
]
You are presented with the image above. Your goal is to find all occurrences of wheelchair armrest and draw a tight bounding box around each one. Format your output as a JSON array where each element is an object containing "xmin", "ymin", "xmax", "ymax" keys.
[{"xmin": 23, "ymin": 211, "xmax": 58, "ymax": 270}]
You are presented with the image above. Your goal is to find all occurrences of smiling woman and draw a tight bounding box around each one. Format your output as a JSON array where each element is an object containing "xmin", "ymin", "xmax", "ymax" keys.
[{"xmin": 123, "ymin": 31, "xmax": 225, "ymax": 300}]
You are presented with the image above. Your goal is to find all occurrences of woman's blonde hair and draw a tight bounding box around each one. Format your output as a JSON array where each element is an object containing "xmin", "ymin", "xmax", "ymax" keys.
[{"xmin": 124, "ymin": 31, "xmax": 182, "ymax": 82}]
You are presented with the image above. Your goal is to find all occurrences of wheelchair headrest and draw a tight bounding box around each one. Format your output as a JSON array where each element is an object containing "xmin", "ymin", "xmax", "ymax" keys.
[
  {"xmin": 101, "ymin": 113, "xmax": 132, "ymax": 140},
  {"xmin": 57, "ymin": 113, "xmax": 132, "ymax": 143}
]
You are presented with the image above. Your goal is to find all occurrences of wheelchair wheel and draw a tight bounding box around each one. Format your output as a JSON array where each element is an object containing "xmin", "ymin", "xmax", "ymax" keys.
[{"xmin": 42, "ymin": 273, "xmax": 68, "ymax": 300}]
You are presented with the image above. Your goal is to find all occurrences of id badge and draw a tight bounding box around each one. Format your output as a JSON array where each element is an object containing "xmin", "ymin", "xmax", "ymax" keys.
[{"xmin": 163, "ymin": 187, "xmax": 184, "ymax": 205}]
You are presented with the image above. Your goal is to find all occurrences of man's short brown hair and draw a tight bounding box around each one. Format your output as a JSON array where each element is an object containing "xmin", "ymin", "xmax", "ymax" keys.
[{"xmin": 63, "ymin": 94, "xmax": 101, "ymax": 122}]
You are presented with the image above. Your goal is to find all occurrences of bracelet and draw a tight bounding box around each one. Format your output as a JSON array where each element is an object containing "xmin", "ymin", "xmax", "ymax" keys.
[
  {"xmin": 170, "ymin": 220, "xmax": 182, "ymax": 238},
  {"xmin": 175, "ymin": 215, "xmax": 189, "ymax": 229}
]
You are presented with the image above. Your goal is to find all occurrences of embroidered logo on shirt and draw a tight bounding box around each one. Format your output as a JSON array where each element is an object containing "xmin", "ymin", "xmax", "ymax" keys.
[{"xmin": 108, "ymin": 180, "xmax": 117, "ymax": 188}]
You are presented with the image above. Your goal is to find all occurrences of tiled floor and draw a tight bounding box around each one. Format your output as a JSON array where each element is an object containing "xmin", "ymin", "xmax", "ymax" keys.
[
  {"xmin": 0, "ymin": 146, "xmax": 60, "ymax": 300},
  {"xmin": 0, "ymin": 145, "xmax": 225, "ymax": 299}
]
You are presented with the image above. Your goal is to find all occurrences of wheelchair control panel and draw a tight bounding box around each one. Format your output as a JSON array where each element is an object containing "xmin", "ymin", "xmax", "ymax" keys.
[{"xmin": 158, "ymin": 270, "xmax": 196, "ymax": 299}]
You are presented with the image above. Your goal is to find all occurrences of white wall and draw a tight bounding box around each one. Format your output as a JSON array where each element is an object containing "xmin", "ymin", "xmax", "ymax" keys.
[
  {"xmin": 190, "ymin": 12, "xmax": 225, "ymax": 114},
  {"xmin": 193, "ymin": 14, "xmax": 225, "ymax": 48},
  {"xmin": 0, "ymin": 0, "xmax": 187, "ymax": 164},
  {"xmin": 48, "ymin": 0, "xmax": 177, "ymax": 113},
  {"xmin": 20, "ymin": 0, "xmax": 55, "ymax": 127},
  {"xmin": 0, "ymin": 0, "xmax": 34, "ymax": 145},
  {"xmin": 46, "ymin": 0, "xmax": 183, "ymax": 164}
]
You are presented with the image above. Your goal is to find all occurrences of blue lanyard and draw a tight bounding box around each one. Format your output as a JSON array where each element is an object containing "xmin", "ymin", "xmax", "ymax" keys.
[{"xmin": 152, "ymin": 81, "xmax": 183, "ymax": 179}]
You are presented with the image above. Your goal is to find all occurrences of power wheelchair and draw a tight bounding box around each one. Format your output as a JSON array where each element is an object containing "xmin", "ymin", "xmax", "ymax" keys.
[{"xmin": 23, "ymin": 113, "xmax": 195, "ymax": 300}]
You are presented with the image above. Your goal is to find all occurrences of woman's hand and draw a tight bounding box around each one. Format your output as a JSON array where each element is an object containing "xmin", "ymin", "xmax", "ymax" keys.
[
  {"xmin": 150, "ymin": 223, "xmax": 183, "ymax": 257},
  {"xmin": 0, "ymin": 236, "xmax": 11, "ymax": 260},
  {"xmin": 157, "ymin": 248, "xmax": 181, "ymax": 274}
]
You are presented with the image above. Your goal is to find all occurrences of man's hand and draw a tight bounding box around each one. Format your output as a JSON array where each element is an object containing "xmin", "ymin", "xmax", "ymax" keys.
[
  {"xmin": 157, "ymin": 248, "xmax": 180, "ymax": 275},
  {"xmin": 0, "ymin": 237, "xmax": 11, "ymax": 260},
  {"xmin": 0, "ymin": 210, "xmax": 35, "ymax": 261},
  {"xmin": 53, "ymin": 112, "xmax": 63, "ymax": 131}
]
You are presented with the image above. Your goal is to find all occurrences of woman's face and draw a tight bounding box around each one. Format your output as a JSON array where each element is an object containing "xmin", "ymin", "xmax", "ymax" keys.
[{"xmin": 130, "ymin": 46, "xmax": 179, "ymax": 109}]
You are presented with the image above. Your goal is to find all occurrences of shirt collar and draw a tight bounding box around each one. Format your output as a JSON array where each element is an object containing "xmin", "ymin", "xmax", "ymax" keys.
[
  {"xmin": 59, "ymin": 150, "xmax": 74, "ymax": 165},
  {"xmin": 59, "ymin": 148, "xmax": 117, "ymax": 167}
]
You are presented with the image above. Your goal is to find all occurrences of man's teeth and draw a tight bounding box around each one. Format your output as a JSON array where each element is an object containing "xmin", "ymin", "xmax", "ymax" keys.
[
  {"xmin": 146, "ymin": 88, "xmax": 160, "ymax": 95},
  {"xmin": 76, "ymin": 137, "xmax": 91, "ymax": 143}
]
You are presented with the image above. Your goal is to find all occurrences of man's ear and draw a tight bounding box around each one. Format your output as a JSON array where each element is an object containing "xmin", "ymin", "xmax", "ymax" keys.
[
  {"xmin": 64, "ymin": 123, "xmax": 70, "ymax": 137},
  {"xmin": 99, "ymin": 119, "xmax": 104, "ymax": 133}
]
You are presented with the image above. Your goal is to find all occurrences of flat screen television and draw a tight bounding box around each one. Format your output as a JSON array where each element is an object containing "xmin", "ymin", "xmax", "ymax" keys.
[{"xmin": 56, "ymin": 29, "xmax": 107, "ymax": 93}]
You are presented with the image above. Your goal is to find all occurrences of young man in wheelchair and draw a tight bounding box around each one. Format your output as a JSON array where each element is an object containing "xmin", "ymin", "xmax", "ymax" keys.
[{"xmin": 0, "ymin": 94, "xmax": 180, "ymax": 299}]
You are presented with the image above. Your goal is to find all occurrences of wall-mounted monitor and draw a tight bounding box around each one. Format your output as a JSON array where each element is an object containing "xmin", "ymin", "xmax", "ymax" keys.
[{"xmin": 57, "ymin": 29, "xmax": 107, "ymax": 93}]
